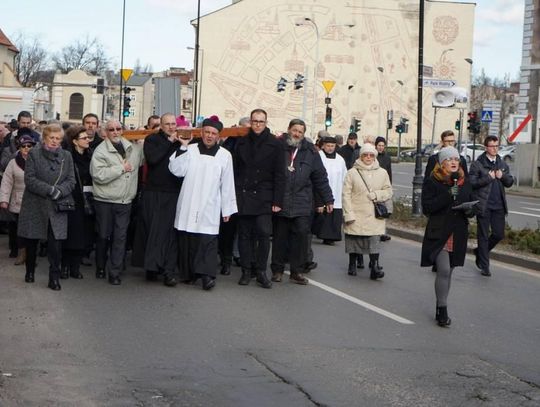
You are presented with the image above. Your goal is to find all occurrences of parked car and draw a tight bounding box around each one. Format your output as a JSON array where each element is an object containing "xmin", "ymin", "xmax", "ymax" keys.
[
  {"xmin": 423, "ymin": 143, "xmax": 440, "ymax": 157},
  {"xmin": 499, "ymin": 145, "xmax": 516, "ymax": 163},
  {"xmin": 399, "ymin": 148, "xmax": 417, "ymax": 158},
  {"xmin": 460, "ymin": 144, "xmax": 485, "ymax": 163}
]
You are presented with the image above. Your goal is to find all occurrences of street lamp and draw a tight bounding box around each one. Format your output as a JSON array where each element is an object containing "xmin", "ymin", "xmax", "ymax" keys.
[
  {"xmin": 377, "ymin": 66, "xmax": 384, "ymax": 136},
  {"xmin": 439, "ymin": 48, "xmax": 454, "ymax": 61},
  {"xmin": 347, "ymin": 85, "xmax": 354, "ymax": 128},
  {"xmin": 296, "ymin": 17, "xmax": 320, "ymax": 138},
  {"xmin": 187, "ymin": 46, "xmax": 204, "ymax": 124}
]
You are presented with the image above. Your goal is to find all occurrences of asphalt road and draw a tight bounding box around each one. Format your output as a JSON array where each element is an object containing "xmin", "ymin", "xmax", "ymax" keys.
[
  {"xmin": 392, "ymin": 162, "xmax": 540, "ymax": 230},
  {"xmin": 1, "ymin": 235, "xmax": 539, "ymax": 406}
]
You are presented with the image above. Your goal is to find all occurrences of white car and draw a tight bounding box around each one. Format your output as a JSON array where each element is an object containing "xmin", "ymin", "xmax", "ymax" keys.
[
  {"xmin": 460, "ymin": 144, "xmax": 485, "ymax": 163},
  {"xmin": 499, "ymin": 145, "xmax": 516, "ymax": 163}
]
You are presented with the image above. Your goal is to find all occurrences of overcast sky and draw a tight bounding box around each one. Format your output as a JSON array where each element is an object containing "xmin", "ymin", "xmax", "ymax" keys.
[{"xmin": 2, "ymin": 0, "xmax": 524, "ymax": 81}]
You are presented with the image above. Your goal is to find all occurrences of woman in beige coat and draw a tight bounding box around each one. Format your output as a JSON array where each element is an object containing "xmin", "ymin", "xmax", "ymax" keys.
[{"xmin": 342, "ymin": 143, "xmax": 392, "ymax": 280}]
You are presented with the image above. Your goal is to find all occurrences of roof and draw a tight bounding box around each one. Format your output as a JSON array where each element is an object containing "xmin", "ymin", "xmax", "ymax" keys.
[
  {"xmin": 126, "ymin": 74, "xmax": 152, "ymax": 86},
  {"xmin": 0, "ymin": 28, "xmax": 19, "ymax": 53}
]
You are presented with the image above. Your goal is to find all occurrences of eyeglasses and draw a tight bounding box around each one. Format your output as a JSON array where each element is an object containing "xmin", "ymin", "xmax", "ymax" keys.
[
  {"xmin": 362, "ymin": 153, "xmax": 375, "ymax": 157},
  {"xmin": 77, "ymin": 136, "xmax": 89, "ymax": 140},
  {"xmin": 20, "ymin": 144, "xmax": 33, "ymax": 149},
  {"xmin": 250, "ymin": 120, "xmax": 266, "ymax": 125},
  {"xmin": 108, "ymin": 127, "xmax": 122, "ymax": 132}
]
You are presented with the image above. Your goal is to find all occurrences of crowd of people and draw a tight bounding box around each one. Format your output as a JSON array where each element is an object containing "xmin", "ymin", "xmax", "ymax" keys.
[{"xmin": 0, "ymin": 109, "xmax": 513, "ymax": 327}]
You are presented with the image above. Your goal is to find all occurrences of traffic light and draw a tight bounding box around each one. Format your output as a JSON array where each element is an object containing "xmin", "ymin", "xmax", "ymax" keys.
[
  {"xmin": 386, "ymin": 110, "xmax": 393, "ymax": 130},
  {"xmin": 293, "ymin": 73, "xmax": 304, "ymax": 90},
  {"xmin": 396, "ymin": 117, "xmax": 408, "ymax": 133},
  {"xmin": 277, "ymin": 77, "xmax": 287, "ymax": 92},
  {"xmin": 467, "ymin": 111, "xmax": 481, "ymax": 134},
  {"xmin": 325, "ymin": 106, "xmax": 332, "ymax": 127},
  {"xmin": 96, "ymin": 78, "xmax": 105, "ymax": 94},
  {"xmin": 455, "ymin": 119, "xmax": 461, "ymax": 131},
  {"xmin": 351, "ymin": 118, "xmax": 361, "ymax": 133},
  {"xmin": 123, "ymin": 87, "xmax": 132, "ymax": 117}
]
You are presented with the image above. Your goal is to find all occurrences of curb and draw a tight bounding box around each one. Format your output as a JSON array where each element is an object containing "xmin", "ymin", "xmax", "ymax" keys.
[{"xmin": 387, "ymin": 225, "xmax": 540, "ymax": 272}]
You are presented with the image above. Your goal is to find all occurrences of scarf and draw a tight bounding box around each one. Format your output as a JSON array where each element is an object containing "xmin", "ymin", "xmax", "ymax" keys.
[
  {"xmin": 432, "ymin": 162, "xmax": 465, "ymax": 186},
  {"xmin": 15, "ymin": 152, "xmax": 26, "ymax": 171}
]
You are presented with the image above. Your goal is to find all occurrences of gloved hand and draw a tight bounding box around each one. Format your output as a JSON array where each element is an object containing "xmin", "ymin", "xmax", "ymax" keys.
[
  {"xmin": 449, "ymin": 185, "xmax": 459, "ymax": 197},
  {"xmin": 49, "ymin": 187, "xmax": 62, "ymax": 201},
  {"xmin": 367, "ymin": 191, "xmax": 377, "ymax": 201}
]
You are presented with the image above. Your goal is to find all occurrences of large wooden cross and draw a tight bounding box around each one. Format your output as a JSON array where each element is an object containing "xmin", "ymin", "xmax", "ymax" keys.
[{"xmin": 123, "ymin": 127, "xmax": 249, "ymax": 141}]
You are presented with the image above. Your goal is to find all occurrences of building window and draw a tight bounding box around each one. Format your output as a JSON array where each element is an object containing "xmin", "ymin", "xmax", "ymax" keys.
[
  {"xmin": 69, "ymin": 93, "xmax": 84, "ymax": 120},
  {"xmin": 183, "ymin": 98, "xmax": 192, "ymax": 110}
]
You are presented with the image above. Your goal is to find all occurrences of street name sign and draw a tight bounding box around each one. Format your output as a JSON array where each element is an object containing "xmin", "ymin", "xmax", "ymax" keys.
[{"xmin": 423, "ymin": 79, "xmax": 456, "ymax": 88}]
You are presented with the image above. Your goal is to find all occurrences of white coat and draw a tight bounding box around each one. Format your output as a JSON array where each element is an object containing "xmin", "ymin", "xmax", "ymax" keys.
[
  {"xmin": 319, "ymin": 151, "xmax": 347, "ymax": 209},
  {"xmin": 169, "ymin": 143, "xmax": 237, "ymax": 235}
]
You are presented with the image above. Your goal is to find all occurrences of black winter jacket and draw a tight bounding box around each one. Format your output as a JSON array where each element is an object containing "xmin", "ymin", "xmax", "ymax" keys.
[
  {"xmin": 234, "ymin": 128, "xmax": 285, "ymax": 215},
  {"xmin": 376, "ymin": 151, "xmax": 392, "ymax": 183},
  {"xmin": 421, "ymin": 175, "xmax": 474, "ymax": 268},
  {"xmin": 469, "ymin": 152, "xmax": 513, "ymax": 216},
  {"xmin": 337, "ymin": 144, "xmax": 360, "ymax": 170},
  {"xmin": 143, "ymin": 130, "xmax": 182, "ymax": 193}
]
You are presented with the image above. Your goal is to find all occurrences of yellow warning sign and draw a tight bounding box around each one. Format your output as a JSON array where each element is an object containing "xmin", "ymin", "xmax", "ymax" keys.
[
  {"xmin": 121, "ymin": 68, "xmax": 133, "ymax": 83},
  {"xmin": 322, "ymin": 80, "xmax": 335, "ymax": 94}
]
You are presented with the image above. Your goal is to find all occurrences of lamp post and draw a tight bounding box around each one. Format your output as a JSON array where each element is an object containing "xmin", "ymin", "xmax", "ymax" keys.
[
  {"xmin": 347, "ymin": 85, "xmax": 354, "ymax": 128},
  {"xmin": 187, "ymin": 46, "xmax": 204, "ymax": 124},
  {"xmin": 462, "ymin": 58, "xmax": 473, "ymax": 153},
  {"xmin": 377, "ymin": 66, "xmax": 384, "ymax": 136},
  {"xmin": 119, "ymin": 0, "xmax": 126, "ymax": 123},
  {"xmin": 396, "ymin": 80, "xmax": 404, "ymax": 159},
  {"xmin": 192, "ymin": 0, "xmax": 201, "ymax": 126}
]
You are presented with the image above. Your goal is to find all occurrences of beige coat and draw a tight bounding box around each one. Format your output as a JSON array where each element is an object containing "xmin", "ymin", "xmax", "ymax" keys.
[
  {"xmin": 0, "ymin": 158, "xmax": 25, "ymax": 214},
  {"xmin": 342, "ymin": 159, "xmax": 392, "ymax": 236}
]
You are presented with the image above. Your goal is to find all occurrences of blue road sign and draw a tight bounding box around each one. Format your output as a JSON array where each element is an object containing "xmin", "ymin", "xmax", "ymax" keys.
[{"xmin": 481, "ymin": 110, "xmax": 493, "ymax": 123}]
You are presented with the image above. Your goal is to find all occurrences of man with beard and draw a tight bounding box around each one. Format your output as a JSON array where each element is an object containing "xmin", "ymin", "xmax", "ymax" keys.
[
  {"xmin": 82, "ymin": 113, "xmax": 103, "ymax": 150},
  {"xmin": 234, "ymin": 109, "xmax": 285, "ymax": 288},
  {"xmin": 270, "ymin": 119, "xmax": 334, "ymax": 285},
  {"xmin": 132, "ymin": 113, "xmax": 182, "ymax": 286},
  {"xmin": 169, "ymin": 116, "xmax": 237, "ymax": 290},
  {"xmin": 90, "ymin": 119, "xmax": 144, "ymax": 285}
]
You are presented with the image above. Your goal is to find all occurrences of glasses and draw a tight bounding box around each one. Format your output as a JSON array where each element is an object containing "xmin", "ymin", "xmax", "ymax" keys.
[
  {"xmin": 77, "ymin": 136, "xmax": 89, "ymax": 140},
  {"xmin": 20, "ymin": 144, "xmax": 33, "ymax": 149},
  {"xmin": 250, "ymin": 120, "xmax": 266, "ymax": 125},
  {"xmin": 108, "ymin": 127, "xmax": 122, "ymax": 132},
  {"xmin": 362, "ymin": 153, "xmax": 375, "ymax": 158}
]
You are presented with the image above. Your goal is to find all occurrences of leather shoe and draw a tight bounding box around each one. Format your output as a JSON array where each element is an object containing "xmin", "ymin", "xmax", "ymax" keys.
[
  {"xmin": 201, "ymin": 275, "xmax": 216, "ymax": 290},
  {"xmin": 47, "ymin": 279, "xmax": 61, "ymax": 291},
  {"xmin": 480, "ymin": 268, "xmax": 491, "ymax": 277},
  {"xmin": 25, "ymin": 272, "xmax": 35, "ymax": 283},
  {"xmin": 271, "ymin": 272, "xmax": 283, "ymax": 282},
  {"xmin": 164, "ymin": 276, "xmax": 178, "ymax": 287},
  {"xmin": 96, "ymin": 269, "xmax": 106, "ymax": 279},
  {"xmin": 108, "ymin": 275, "xmax": 121, "ymax": 285},
  {"xmin": 305, "ymin": 261, "xmax": 318, "ymax": 271},
  {"xmin": 289, "ymin": 272, "xmax": 308, "ymax": 285},
  {"xmin": 380, "ymin": 234, "xmax": 391, "ymax": 242},
  {"xmin": 220, "ymin": 264, "xmax": 231, "ymax": 276}
]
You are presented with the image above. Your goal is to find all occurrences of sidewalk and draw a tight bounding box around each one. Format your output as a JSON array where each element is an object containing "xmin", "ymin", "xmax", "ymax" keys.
[{"xmin": 507, "ymin": 184, "xmax": 540, "ymax": 198}]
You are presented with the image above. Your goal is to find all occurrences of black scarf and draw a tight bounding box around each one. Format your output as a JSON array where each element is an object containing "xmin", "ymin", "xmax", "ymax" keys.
[
  {"xmin": 15, "ymin": 152, "xmax": 26, "ymax": 171},
  {"xmin": 198, "ymin": 140, "xmax": 220, "ymax": 156},
  {"xmin": 323, "ymin": 150, "xmax": 336, "ymax": 158}
]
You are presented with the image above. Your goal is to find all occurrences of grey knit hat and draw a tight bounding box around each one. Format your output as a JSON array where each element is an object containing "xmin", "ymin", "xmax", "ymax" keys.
[{"xmin": 438, "ymin": 146, "xmax": 460, "ymax": 164}]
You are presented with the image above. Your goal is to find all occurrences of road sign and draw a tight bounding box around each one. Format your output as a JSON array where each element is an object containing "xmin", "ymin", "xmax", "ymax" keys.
[
  {"xmin": 121, "ymin": 68, "xmax": 133, "ymax": 83},
  {"xmin": 508, "ymin": 114, "xmax": 532, "ymax": 143},
  {"xmin": 322, "ymin": 80, "xmax": 335, "ymax": 94},
  {"xmin": 423, "ymin": 79, "xmax": 456, "ymax": 88},
  {"xmin": 481, "ymin": 110, "xmax": 493, "ymax": 123}
]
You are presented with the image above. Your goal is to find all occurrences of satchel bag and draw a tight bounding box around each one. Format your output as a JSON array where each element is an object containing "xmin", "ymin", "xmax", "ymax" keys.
[
  {"xmin": 52, "ymin": 158, "xmax": 76, "ymax": 213},
  {"xmin": 356, "ymin": 169, "xmax": 391, "ymax": 219}
]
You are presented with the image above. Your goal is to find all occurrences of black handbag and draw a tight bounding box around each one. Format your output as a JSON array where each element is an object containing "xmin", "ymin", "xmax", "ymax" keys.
[
  {"xmin": 356, "ymin": 169, "xmax": 391, "ymax": 219},
  {"xmin": 52, "ymin": 158, "xmax": 75, "ymax": 212}
]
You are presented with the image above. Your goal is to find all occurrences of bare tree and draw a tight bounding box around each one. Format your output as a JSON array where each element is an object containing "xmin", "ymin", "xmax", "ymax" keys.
[
  {"xmin": 52, "ymin": 36, "xmax": 110, "ymax": 74},
  {"xmin": 12, "ymin": 33, "xmax": 49, "ymax": 87},
  {"xmin": 134, "ymin": 59, "xmax": 153, "ymax": 74}
]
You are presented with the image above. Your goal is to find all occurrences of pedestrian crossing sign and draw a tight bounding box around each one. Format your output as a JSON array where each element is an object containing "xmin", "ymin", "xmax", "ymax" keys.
[{"xmin": 481, "ymin": 110, "xmax": 493, "ymax": 123}]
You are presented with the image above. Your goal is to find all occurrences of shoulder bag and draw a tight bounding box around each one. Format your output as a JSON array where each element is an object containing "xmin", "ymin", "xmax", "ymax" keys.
[
  {"xmin": 356, "ymin": 169, "xmax": 390, "ymax": 219},
  {"xmin": 52, "ymin": 158, "xmax": 76, "ymax": 212}
]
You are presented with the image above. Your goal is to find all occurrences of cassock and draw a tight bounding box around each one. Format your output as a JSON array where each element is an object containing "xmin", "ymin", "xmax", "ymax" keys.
[
  {"xmin": 313, "ymin": 150, "xmax": 347, "ymax": 241},
  {"xmin": 168, "ymin": 141, "xmax": 237, "ymax": 279}
]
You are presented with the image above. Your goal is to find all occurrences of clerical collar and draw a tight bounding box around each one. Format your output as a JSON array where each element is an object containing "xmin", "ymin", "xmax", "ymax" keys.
[
  {"xmin": 323, "ymin": 151, "xmax": 336, "ymax": 158},
  {"xmin": 198, "ymin": 141, "xmax": 220, "ymax": 156}
]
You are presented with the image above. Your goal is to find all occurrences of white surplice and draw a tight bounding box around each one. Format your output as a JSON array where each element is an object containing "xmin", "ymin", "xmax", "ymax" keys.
[
  {"xmin": 319, "ymin": 151, "xmax": 347, "ymax": 209},
  {"xmin": 169, "ymin": 143, "xmax": 237, "ymax": 235}
]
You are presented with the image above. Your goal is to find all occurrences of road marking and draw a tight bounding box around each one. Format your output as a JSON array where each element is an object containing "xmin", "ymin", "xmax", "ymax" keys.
[
  {"xmin": 508, "ymin": 210, "xmax": 540, "ymax": 218},
  {"xmin": 522, "ymin": 207, "xmax": 540, "ymax": 212},
  {"xmin": 394, "ymin": 171, "xmax": 410, "ymax": 175},
  {"xmin": 392, "ymin": 184, "xmax": 410, "ymax": 189},
  {"xmin": 284, "ymin": 271, "xmax": 415, "ymax": 325},
  {"xmin": 519, "ymin": 201, "xmax": 540, "ymax": 206}
]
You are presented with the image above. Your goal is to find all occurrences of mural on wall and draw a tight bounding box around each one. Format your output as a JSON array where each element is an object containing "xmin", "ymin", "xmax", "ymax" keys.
[{"xmin": 200, "ymin": 0, "xmax": 470, "ymax": 145}]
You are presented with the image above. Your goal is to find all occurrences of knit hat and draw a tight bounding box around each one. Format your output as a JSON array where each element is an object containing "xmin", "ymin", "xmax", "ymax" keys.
[
  {"xmin": 438, "ymin": 146, "xmax": 460, "ymax": 164},
  {"xmin": 202, "ymin": 115, "xmax": 223, "ymax": 132},
  {"xmin": 360, "ymin": 143, "xmax": 378, "ymax": 157},
  {"xmin": 375, "ymin": 136, "xmax": 386, "ymax": 146},
  {"xmin": 17, "ymin": 134, "xmax": 37, "ymax": 147}
]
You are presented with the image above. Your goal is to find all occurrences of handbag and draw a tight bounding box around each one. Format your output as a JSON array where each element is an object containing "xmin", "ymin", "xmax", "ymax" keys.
[
  {"xmin": 356, "ymin": 169, "xmax": 391, "ymax": 219},
  {"xmin": 52, "ymin": 158, "xmax": 75, "ymax": 212},
  {"xmin": 75, "ymin": 165, "xmax": 95, "ymax": 216}
]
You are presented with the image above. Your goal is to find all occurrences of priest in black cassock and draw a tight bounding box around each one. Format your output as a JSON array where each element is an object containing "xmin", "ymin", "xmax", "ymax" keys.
[
  {"xmin": 132, "ymin": 113, "xmax": 182, "ymax": 286},
  {"xmin": 168, "ymin": 116, "xmax": 237, "ymax": 290}
]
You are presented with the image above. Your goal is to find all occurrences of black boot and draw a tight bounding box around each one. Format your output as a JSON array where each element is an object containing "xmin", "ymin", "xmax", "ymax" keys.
[
  {"xmin": 356, "ymin": 254, "xmax": 364, "ymax": 269},
  {"xmin": 69, "ymin": 263, "xmax": 84, "ymax": 279},
  {"xmin": 25, "ymin": 272, "xmax": 35, "ymax": 283},
  {"xmin": 376, "ymin": 259, "xmax": 383, "ymax": 271},
  {"xmin": 348, "ymin": 254, "xmax": 357, "ymax": 276},
  {"xmin": 238, "ymin": 269, "xmax": 251, "ymax": 285},
  {"xmin": 436, "ymin": 306, "xmax": 451, "ymax": 327},
  {"xmin": 256, "ymin": 270, "xmax": 272, "ymax": 289},
  {"xmin": 369, "ymin": 254, "xmax": 384, "ymax": 280}
]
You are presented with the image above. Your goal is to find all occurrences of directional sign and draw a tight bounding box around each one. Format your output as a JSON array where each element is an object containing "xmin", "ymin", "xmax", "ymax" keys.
[
  {"xmin": 121, "ymin": 68, "xmax": 133, "ymax": 83},
  {"xmin": 481, "ymin": 110, "xmax": 493, "ymax": 123},
  {"xmin": 322, "ymin": 80, "xmax": 335, "ymax": 94},
  {"xmin": 423, "ymin": 79, "xmax": 457, "ymax": 88}
]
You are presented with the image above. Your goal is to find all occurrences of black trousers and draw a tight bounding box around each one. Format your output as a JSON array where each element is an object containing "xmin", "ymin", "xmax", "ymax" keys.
[
  {"xmin": 218, "ymin": 214, "xmax": 237, "ymax": 265},
  {"xmin": 476, "ymin": 208, "xmax": 505, "ymax": 270},
  {"xmin": 271, "ymin": 215, "xmax": 311, "ymax": 275},
  {"xmin": 177, "ymin": 231, "xmax": 218, "ymax": 280},
  {"xmin": 94, "ymin": 201, "xmax": 132, "ymax": 278},
  {"xmin": 25, "ymin": 222, "xmax": 63, "ymax": 280},
  {"xmin": 237, "ymin": 214, "xmax": 272, "ymax": 272}
]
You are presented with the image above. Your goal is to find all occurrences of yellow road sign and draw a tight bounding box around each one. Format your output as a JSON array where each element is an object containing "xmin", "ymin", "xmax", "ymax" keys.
[
  {"xmin": 322, "ymin": 80, "xmax": 335, "ymax": 94},
  {"xmin": 121, "ymin": 68, "xmax": 133, "ymax": 83}
]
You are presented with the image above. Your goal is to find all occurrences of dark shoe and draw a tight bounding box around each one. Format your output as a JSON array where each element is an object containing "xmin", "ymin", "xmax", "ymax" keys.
[
  {"xmin": 480, "ymin": 268, "xmax": 492, "ymax": 277},
  {"xmin": 305, "ymin": 261, "xmax": 318, "ymax": 271},
  {"xmin": 380, "ymin": 234, "xmax": 391, "ymax": 242},
  {"xmin": 256, "ymin": 271, "xmax": 272, "ymax": 289},
  {"xmin": 25, "ymin": 272, "xmax": 35, "ymax": 283},
  {"xmin": 220, "ymin": 264, "xmax": 231, "ymax": 276},
  {"xmin": 47, "ymin": 279, "xmax": 61, "ymax": 291},
  {"xmin": 81, "ymin": 257, "xmax": 92, "ymax": 266},
  {"xmin": 108, "ymin": 275, "xmax": 121, "ymax": 285},
  {"xmin": 356, "ymin": 255, "xmax": 364, "ymax": 269},
  {"xmin": 290, "ymin": 272, "xmax": 309, "ymax": 285},
  {"xmin": 271, "ymin": 272, "xmax": 283, "ymax": 282},
  {"xmin": 322, "ymin": 240, "xmax": 335, "ymax": 246},
  {"xmin": 201, "ymin": 275, "xmax": 216, "ymax": 291},
  {"xmin": 238, "ymin": 270, "xmax": 251, "ymax": 286},
  {"xmin": 96, "ymin": 269, "xmax": 106, "ymax": 279},
  {"xmin": 436, "ymin": 306, "xmax": 451, "ymax": 327},
  {"xmin": 69, "ymin": 270, "xmax": 84, "ymax": 279},
  {"xmin": 369, "ymin": 265, "xmax": 385, "ymax": 280},
  {"xmin": 145, "ymin": 270, "xmax": 159, "ymax": 282},
  {"xmin": 60, "ymin": 266, "xmax": 69, "ymax": 280},
  {"xmin": 164, "ymin": 275, "xmax": 178, "ymax": 287}
]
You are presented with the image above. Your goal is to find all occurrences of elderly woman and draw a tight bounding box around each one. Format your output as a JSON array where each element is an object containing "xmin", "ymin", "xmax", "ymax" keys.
[
  {"xmin": 60, "ymin": 125, "xmax": 94, "ymax": 280},
  {"xmin": 18, "ymin": 124, "xmax": 75, "ymax": 290},
  {"xmin": 342, "ymin": 143, "xmax": 392, "ymax": 280},
  {"xmin": 421, "ymin": 146, "xmax": 475, "ymax": 327},
  {"xmin": 0, "ymin": 134, "xmax": 37, "ymax": 265}
]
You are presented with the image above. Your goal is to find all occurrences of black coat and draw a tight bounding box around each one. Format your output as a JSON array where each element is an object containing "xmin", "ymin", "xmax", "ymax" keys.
[
  {"xmin": 376, "ymin": 151, "xmax": 392, "ymax": 183},
  {"xmin": 143, "ymin": 130, "xmax": 182, "ymax": 193},
  {"xmin": 233, "ymin": 128, "xmax": 286, "ymax": 215},
  {"xmin": 278, "ymin": 137, "xmax": 333, "ymax": 218},
  {"xmin": 337, "ymin": 144, "xmax": 360, "ymax": 169},
  {"xmin": 421, "ymin": 175, "xmax": 474, "ymax": 268},
  {"xmin": 469, "ymin": 152, "xmax": 513, "ymax": 216}
]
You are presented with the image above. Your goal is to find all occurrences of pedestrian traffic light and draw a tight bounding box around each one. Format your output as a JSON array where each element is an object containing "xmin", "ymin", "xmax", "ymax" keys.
[
  {"xmin": 294, "ymin": 73, "xmax": 304, "ymax": 90},
  {"xmin": 325, "ymin": 106, "xmax": 332, "ymax": 127},
  {"xmin": 277, "ymin": 77, "xmax": 287, "ymax": 92},
  {"xmin": 351, "ymin": 118, "xmax": 361, "ymax": 133},
  {"xmin": 123, "ymin": 96, "xmax": 131, "ymax": 117},
  {"xmin": 455, "ymin": 119, "xmax": 461, "ymax": 131},
  {"xmin": 396, "ymin": 117, "xmax": 408, "ymax": 134}
]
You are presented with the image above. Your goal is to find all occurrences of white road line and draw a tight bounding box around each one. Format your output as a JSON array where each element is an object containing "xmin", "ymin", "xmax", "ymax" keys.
[
  {"xmin": 508, "ymin": 210, "xmax": 540, "ymax": 218},
  {"xmin": 394, "ymin": 171, "xmax": 410, "ymax": 175},
  {"xmin": 522, "ymin": 207, "xmax": 540, "ymax": 212},
  {"xmin": 393, "ymin": 184, "xmax": 410, "ymax": 189},
  {"xmin": 519, "ymin": 201, "xmax": 540, "ymax": 206},
  {"xmin": 284, "ymin": 271, "xmax": 415, "ymax": 325}
]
